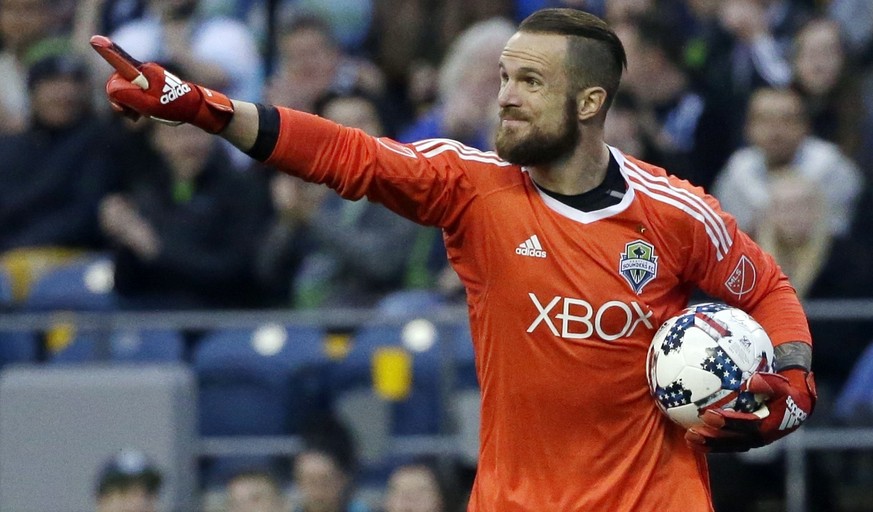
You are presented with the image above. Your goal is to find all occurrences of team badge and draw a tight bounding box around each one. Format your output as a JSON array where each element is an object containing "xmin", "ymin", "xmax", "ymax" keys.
[{"xmin": 619, "ymin": 240, "xmax": 658, "ymax": 294}]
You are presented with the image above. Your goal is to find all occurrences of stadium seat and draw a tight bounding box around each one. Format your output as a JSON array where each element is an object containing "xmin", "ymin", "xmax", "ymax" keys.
[
  {"xmin": 834, "ymin": 342, "xmax": 873, "ymax": 424},
  {"xmin": 192, "ymin": 324, "xmax": 328, "ymax": 486},
  {"xmin": 48, "ymin": 328, "xmax": 185, "ymax": 363},
  {"xmin": 0, "ymin": 330, "xmax": 39, "ymax": 369},
  {"xmin": 0, "ymin": 267, "xmax": 13, "ymax": 308},
  {"xmin": 442, "ymin": 321, "xmax": 480, "ymax": 465},
  {"xmin": 445, "ymin": 321, "xmax": 477, "ymax": 390},
  {"xmin": 375, "ymin": 289, "xmax": 446, "ymax": 319},
  {"xmin": 0, "ymin": 268, "xmax": 37, "ymax": 369},
  {"xmin": 328, "ymin": 321, "xmax": 445, "ymax": 465},
  {"xmin": 23, "ymin": 255, "xmax": 117, "ymax": 311}
]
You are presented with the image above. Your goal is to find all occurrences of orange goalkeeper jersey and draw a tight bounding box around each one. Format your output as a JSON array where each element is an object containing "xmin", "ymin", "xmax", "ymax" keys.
[{"xmin": 266, "ymin": 109, "xmax": 811, "ymax": 512}]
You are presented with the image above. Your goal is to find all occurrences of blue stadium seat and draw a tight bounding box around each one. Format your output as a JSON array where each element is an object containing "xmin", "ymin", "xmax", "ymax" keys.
[
  {"xmin": 445, "ymin": 321, "xmax": 477, "ymax": 390},
  {"xmin": 24, "ymin": 255, "xmax": 117, "ymax": 311},
  {"xmin": 194, "ymin": 323, "xmax": 328, "ymax": 435},
  {"xmin": 0, "ymin": 267, "xmax": 13, "ymax": 308},
  {"xmin": 49, "ymin": 328, "xmax": 185, "ymax": 363},
  {"xmin": 442, "ymin": 321, "xmax": 481, "ymax": 466},
  {"xmin": 193, "ymin": 324, "xmax": 328, "ymax": 486},
  {"xmin": 330, "ymin": 322, "xmax": 444, "ymax": 440},
  {"xmin": 834, "ymin": 342, "xmax": 873, "ymax": 424},
  {"xmin": 0, "ymin": 331, "xmax": 39, "ymax": 369},
  {"xmin": 375, "ymin": 290, "xmax": 446, "ymax": 319},
  {"xmin": 0, "ymin": 268, "xmax": 39, "ymax": 369}
]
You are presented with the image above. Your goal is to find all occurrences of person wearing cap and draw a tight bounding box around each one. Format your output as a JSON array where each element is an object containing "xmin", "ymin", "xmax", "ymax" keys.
[{"xmin": 95, "ymin": 449, "xmax": 163, "ymax": 512}]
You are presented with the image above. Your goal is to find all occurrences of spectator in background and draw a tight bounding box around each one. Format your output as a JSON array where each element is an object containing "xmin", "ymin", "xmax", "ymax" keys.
[
  {"xmin": 827, "ymin": 0, "xmax": 873, "ymax": 63},
  {"xmin": 0, "ymin": 0, "xmax": 70, "ymax": 134},
  {"xmin": 398, "ymin": 18, "xmax": 516, "ymax": 151},
  {"xmin": 712, "ymin": 86, "xmax": 863, "ymax": 238},
  {"xmin": 718, "ymin": 0, "xmax": 811, "ymax": 89},
  {"xmin": 291, "ymin": 414, "xmax": 372, "ymax": 512},
  {"xmin": 790, "ymin": 16, "xmax": 865, "ymax": 161},
  {"xmin": 602, "ymin": 0, "xmax": 654, "ymax": 24},
  {"xmin": 363, "ymin": 1, "xmax": 516, "ymax": 124},
  {"xmin": 603, "ymin": 91, "xmax": 647, "ymax": 161},
  {"xmin": 99, "ymin": 114, "xmax": 271, "ymax": 310},
  {"xmin": 686, "ymin": 0, "xmax": 812, "ymax": 150},
  {"xmin": 253, "ymin": 169, "xmax": 324, "ymax": 307},
  {"xmin": 432, "ymin": 0, "xmax": 513, "ymax": 62},
  {"xmin": 278, "ymin": 0, "xmax": 373, "ymax": 51},
  {"xmin": 0, "ymin": 52, "xmax": 117, "ymax": 302},
  {"xmin": 756, "ymin": 175, "xmax": 835, "ymax": 299},
  {"xmin": 267, "ymin": 14, "xmax": 385, "ymax": 117},
  {"xmin": 257, "ymin": 90, "xmax": 433, "ymax": 309},
  {"xmin": 95, "ymin": 449, "xmax": 163, "ymax": 512},
  {"xmin": 382, "ymin": 461, "xmax": 457, "ymax": 512},
  {"xmin": 613, "ymin": 16, "xmax": 729, "ymax": 190},
  {"xmin": 225, "ymin": 469, "xmax": 288, "ymax": 512}
]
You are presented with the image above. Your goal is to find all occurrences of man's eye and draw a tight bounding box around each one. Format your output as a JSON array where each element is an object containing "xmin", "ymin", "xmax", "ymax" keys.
[{"xmin": 525, "ymin": 77, "xmax": 540, "ymax": 86}]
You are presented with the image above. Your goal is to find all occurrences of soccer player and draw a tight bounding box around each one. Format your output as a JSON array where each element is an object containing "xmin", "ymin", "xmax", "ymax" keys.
[{"xmin": 92, "ymin": 8, "xmax": 816, "ymax": 511}]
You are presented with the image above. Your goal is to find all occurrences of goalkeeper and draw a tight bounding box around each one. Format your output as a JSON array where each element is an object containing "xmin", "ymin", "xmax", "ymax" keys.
[{"xmin": 92, "ymin": 8, "xmax": 815, "ymax": 511}]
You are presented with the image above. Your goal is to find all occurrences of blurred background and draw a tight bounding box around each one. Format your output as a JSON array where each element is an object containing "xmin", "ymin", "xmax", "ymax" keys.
[{"xmin": 1, "ymin": 0, "xmax": 872, "ymax": 511}]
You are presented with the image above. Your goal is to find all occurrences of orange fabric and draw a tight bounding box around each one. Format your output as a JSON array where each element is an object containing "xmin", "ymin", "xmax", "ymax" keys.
[{"xmin": 267, "ymin": 108, "xmax": 811, "ymax": 511}]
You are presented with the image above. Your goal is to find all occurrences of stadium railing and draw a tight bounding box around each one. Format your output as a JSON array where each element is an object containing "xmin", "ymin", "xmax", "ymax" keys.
[{"xmin": 1, "ymin": 298, "xmax": 872, "ymax": 512}]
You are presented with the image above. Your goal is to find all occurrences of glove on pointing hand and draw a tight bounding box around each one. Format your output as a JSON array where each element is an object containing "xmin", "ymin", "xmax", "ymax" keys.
[{"xmin": 91, "ymin": 35, "xmax": 233, "ymax": 133}]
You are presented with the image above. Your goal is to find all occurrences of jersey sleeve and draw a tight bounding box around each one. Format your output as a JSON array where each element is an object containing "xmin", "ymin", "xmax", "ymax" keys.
[
  {"xmin": 263, "ymin": 107, "xmax": 485, "ymax": 230},
  {"xmin": 686, "ymin": 191, "xmax": 811, "ymax": 349}
]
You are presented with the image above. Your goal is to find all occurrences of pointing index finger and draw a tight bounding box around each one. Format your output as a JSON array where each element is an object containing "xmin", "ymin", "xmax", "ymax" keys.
[{"xmin": 89, "ymin": 35, "xmax": 149, "ymax": 89}]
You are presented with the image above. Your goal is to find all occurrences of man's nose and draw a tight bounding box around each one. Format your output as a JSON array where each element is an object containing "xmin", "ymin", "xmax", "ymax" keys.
[{"xmin": 498, "ymin": 81, "xmax": 520, "ymax": 108}]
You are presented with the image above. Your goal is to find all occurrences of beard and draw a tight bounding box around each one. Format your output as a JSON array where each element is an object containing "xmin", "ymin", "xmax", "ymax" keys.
[{"xmin": 495, "ymin": 94, "xmax": 579, "ymax": 166}]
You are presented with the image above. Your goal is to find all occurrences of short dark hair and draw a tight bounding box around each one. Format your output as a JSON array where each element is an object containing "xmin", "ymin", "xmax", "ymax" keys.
[
  {"xmin": 518, "ymin": 8, "xmax": 627, "ymax": 110},
  {"xmin": 95, "ymin": 449, "xmax": 162, "ymax": 497},
  {"xmin": 298, "ymin": 412, "xmax": 358, "ymax": 474}
]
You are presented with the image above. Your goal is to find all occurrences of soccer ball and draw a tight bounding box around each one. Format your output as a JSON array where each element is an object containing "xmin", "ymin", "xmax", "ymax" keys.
[{"xmin": 646, "ymin": 303, "xmax": 774, "ymax": 429}]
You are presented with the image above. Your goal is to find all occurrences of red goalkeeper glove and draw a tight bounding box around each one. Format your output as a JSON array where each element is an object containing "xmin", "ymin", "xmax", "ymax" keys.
[
  {"xmin": 685, "ymin": 368, "xmax": 817, "ymax": 453},
  {"xmin": 89, "ymin": 35, "xmax": 234, "ymax": 134}
]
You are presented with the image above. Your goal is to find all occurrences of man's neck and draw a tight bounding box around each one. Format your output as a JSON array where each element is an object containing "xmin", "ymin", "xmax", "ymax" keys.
[{"xmin": 528, "ymin": 139, "xmax": 611, "ymax": 195}]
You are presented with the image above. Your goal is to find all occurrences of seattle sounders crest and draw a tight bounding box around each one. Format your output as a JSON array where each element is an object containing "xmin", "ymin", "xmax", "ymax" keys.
[{"xmin": 619, "ymin": 240, "xmax": 658, "ymax": 294}]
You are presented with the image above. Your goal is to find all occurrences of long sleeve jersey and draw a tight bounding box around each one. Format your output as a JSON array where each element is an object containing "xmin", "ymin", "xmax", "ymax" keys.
[{"xmin": 263, "ymin": 108, "xmax": 811, "ymax": 512}]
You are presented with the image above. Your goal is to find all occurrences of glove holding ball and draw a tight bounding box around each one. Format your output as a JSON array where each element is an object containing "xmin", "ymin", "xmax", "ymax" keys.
[{"xmin": 685, "ymin": 368, "xmax": 817, "ymax": 453}]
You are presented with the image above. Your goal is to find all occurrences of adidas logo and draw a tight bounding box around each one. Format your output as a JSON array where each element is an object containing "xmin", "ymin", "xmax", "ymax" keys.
[
  {"xmin": 778, "ymin": 396, "xmax": 808, "ymax": 430},
  {"xmin": 516, "ymin": 235, "xmax": 547, "ymax": 258},
  {"xmin": 159, "ymin": 71, "xmax": 191, "ymax": 104}
]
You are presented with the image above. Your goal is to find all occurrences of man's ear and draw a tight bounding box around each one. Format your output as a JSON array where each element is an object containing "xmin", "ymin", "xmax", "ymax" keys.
[{"xmin": 577, "ymin": 86, "xmax": 607, "ymax": 121}]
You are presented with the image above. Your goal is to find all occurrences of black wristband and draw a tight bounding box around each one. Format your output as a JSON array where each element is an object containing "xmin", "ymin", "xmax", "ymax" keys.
[
  {"xmin": 245, "ymin": 103, "xmax": 281, "ymax": 162},
  {"xmin": 773, "ymin": 342, "xmax": 812, "ymax": 373}
]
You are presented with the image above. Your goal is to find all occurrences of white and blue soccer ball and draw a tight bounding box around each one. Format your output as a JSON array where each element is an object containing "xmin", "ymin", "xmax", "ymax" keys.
[{"xmin": 646, "ymin": 303, "xmax": 775, "ymax": 429}]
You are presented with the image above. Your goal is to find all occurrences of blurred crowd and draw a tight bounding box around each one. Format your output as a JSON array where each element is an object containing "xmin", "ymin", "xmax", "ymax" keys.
[
  {"xmin": 2, "ymin": 0, "xmax": 873, "ymax": 510},
  {"xmin": 94, "ymin": 415, "xmax": 462, "ymax": 512}
]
